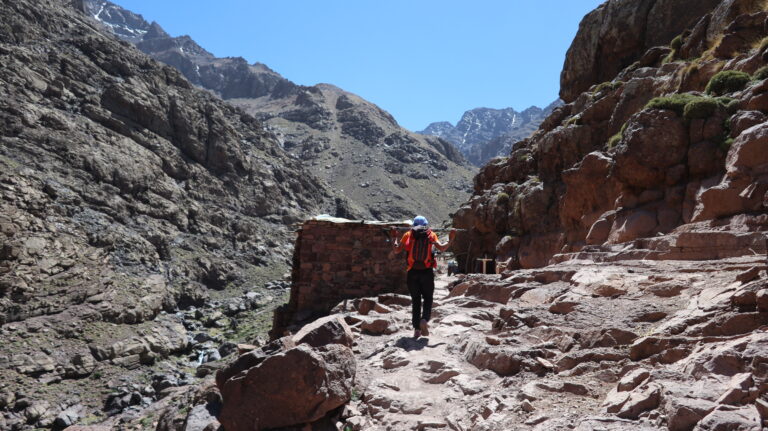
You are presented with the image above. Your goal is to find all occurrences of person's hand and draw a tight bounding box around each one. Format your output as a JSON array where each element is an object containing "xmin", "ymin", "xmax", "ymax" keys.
[{"xmin": 449, "ymin": 229, "xmax": 456, "ymax": 241}]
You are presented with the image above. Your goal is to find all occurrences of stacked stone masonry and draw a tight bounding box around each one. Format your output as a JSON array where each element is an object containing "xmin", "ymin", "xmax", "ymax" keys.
[{"xmin": 271, "ymin": 218, "xmax": 410, "ymax": 337}]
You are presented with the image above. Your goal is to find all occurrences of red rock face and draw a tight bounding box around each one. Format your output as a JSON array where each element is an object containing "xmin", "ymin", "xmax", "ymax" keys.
[
  {"xmin": 454, "ymin": 2, "xmax": 768, "ymax": 271},
  {"xmin": 559, "ymin": 0, "xmax": 723, "ymax": 102}
]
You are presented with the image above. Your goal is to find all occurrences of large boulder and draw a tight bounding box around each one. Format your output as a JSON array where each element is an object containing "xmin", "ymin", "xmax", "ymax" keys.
[
  {"xmin": 292, "ymin": 315, "xmax": 354, "ymax": 348},
  {"xmin": 218, "ymin": 344, "xmax": 355, "ymax": 430}
]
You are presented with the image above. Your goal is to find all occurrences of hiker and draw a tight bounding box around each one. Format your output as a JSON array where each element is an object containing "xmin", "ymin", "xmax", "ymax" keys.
[{"xmin": 390, "ymin": 216, "xmax": 455, "ymax": 338}]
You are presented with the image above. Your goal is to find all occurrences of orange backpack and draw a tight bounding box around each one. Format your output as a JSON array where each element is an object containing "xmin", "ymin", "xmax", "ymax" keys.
[{"xmin": 405, "ymin": 227, "xmax": 436, "ymax": 270}]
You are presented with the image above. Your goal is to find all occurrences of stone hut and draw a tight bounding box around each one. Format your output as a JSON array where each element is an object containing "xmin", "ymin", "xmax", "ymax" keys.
[{"xmin": 271, "ymin": 217, "xmax": 410, "ymax": 338}]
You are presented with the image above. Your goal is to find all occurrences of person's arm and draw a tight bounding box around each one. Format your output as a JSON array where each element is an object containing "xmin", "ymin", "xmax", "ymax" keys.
[
  {"xmin": 433, "ymin": 229, "xmax": 456, "ymax": 252},
  {"xmin": 390, "ymin": 229, "xmax": 407, "ymax": 254}
]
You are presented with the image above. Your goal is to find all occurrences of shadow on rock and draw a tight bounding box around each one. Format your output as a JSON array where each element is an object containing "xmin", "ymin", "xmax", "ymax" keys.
[{"xmin": 394, "ymin": 337, "xmax": 445, "ymax": 351}]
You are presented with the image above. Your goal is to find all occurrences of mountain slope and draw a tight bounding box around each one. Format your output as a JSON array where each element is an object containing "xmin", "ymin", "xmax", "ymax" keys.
[
  {"xmin": 420, "ymin": 101, "xmax": 561, "ymax": 165},
  {"xmin": 0, "ymin": 0, "xmax": 339, "ymax": 428},
  {"xmin": 83, "ymin": 0, "xmax": 474, "ymax": 223}
]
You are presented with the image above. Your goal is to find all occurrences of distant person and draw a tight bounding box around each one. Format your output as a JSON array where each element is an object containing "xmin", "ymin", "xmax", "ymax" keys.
[{"xmin": 391, "ymin": 216, "xmax": 455, "ymax": 338}]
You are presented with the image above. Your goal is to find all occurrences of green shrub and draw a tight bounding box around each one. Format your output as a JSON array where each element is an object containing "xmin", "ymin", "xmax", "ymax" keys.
[
  {"xmin": 754, "ymin": 66, "xmax": 768, "ymax": 81},
  {"xmin": 716, "ymin": 97, "xmax": 741, "ymax": 114},
  {"xmin": 705, "ymin": 70, "xmax": 751, "ymax": 95},
  {"xmin": 564, "ymin": 115, "xmax": 582, "ymax": 126},
  {"xmin": 670, "ymin": 35, "xmax": 684, "ymax": 51},
  {"xmin": 757, "ymin": 36, "xmax": 768, "ymax": 53},
  {"xmin": 646, "ymin": 94, "xmax": 735, "ymax": 119},
  {"xmin": 606, "ymin": 122, "xmax": 628, "ymax": 149},
  {"xmin": 645, "ymin": 93, "xmax": 702, "ymax": 116},
  {"xmin": 593, "ymin": 80, "xmax": 624, "ymax": 95},
  {"xmin": 683, "ymin": 98, "xmax": 719, "ymax": 119},
  {"xmin": 607, "ymin": 133, "xmax": 622, "ymax": 149}
]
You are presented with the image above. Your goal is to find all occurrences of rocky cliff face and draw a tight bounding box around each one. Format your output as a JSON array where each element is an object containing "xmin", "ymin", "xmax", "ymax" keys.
[
  {"xmin": 454, "ymin": 0, "xmax": 768, "ymax": 271},
  {"xmin": 420, "ymin": 101, "xmax": 561, "ymax": 165},
  {"xmin": 0, "ymin": 0, "xmax": 340, "ymax": 428},
  {"xmin": 560, "ymin": 0, "xmax": 726, "ymax": 102},
  {"xmin": 84, "ymin": 0, "xmax": 474, "ymax": 223}
]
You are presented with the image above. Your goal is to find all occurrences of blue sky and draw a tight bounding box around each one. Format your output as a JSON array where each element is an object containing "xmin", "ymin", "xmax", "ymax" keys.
[{"xmin": 113, "ymin": 1, "xmax": 604, "ymax": 131}]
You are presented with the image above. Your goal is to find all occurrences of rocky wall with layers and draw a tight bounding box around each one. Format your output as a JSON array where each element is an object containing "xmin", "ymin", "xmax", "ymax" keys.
[
  {"xmin": 454, "ymin": 0, "xmax": 768, "ymax": 272},
  {"xmin": 270, "ymin": 218, "xmax": 410, "ymax": 338}
]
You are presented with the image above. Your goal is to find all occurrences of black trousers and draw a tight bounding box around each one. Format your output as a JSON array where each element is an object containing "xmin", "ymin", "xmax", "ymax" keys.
[{"xmin": 407, "ymin": 268, "xmax": 434, "ymax": 330}]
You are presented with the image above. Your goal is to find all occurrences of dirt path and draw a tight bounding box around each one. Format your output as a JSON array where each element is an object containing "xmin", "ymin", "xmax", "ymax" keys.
[{"xmin": 342, "ymin": 257, "xmax": 768, "ymax": 430}]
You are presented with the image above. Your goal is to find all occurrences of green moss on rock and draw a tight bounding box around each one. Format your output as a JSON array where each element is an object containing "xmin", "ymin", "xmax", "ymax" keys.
[{"xmin": 705, "ymin": 70, "xmax": 751, "ymax": 96}]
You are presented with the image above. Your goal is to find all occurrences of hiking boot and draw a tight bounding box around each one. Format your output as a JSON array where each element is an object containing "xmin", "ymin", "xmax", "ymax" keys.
[
  {"xmin": 420, "ymin": 319, "xmax": 429, "ymax": 336},
  {"xmin": 413, "ymin": 329, "xmax": 421, "ymax": 338}
]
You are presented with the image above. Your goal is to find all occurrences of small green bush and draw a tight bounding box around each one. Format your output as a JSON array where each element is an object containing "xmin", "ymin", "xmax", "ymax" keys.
[
  {"xmin": 496, "ymin": 192, "xmax": 509, "ymax": 203},
  {"xmin": 646, "ymin": 94, "xmax": 735, "ymax": 119},
  {"xmin": 593, "ymin": 80, "xmax": 624, "ymax": 95},
  {"xmin": 645, "ymin": 93, "xmax": 702, "ymax": 116},
  {"xmin": 683, "ymin": 98, "xmax": 719, "ymax": 119},
  {"xmin": 564, "ymin": 115, "xmax": 582, "ymax": 126},
  {"xmin": 607, "ymin": 133, "xmax": 622, "ymax": 149},
  {"xmin": 705, "ymin": 70, "xmax": 751, "ymax": 96},
  {"xmin": 757, "ymin": 36, "xmax": 768, "ymax": 53},
  {"xmin": 670, "ymin": 35, "xmax": 684, "ymax": 51},
  {"xmin": 754, "ymin": 66, "xmax": 768, "ymax": 81},
  {"xmin": 716, "ymin": 97, "xmax": 741, "ymax": 114}
]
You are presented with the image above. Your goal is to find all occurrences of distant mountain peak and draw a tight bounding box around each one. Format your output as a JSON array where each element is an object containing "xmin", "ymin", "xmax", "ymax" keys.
[{"xmin": 419, "ymin": 101, "xmax": 562, "ymax": 165}]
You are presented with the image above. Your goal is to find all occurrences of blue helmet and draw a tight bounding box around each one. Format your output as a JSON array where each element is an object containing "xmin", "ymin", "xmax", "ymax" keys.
[{"xmin": 412, "ymin": 215, "xmax": 428, "ymax": 226}]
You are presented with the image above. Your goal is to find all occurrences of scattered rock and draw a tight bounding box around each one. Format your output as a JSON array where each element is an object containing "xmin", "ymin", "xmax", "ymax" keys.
[{"xmin": 218, "ymin": 344, "xmax": 355, "ymax": 430}]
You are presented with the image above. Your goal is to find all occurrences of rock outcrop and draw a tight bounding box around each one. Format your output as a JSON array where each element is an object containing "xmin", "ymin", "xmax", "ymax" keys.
[
  {"xmin": 455, "ymin": 0, "xmax": 768, "ymax": 271},
  {"xmin": 560, "ymin": 0, "xmax": 724, "ymax": 102},
  {"xmin": 216, "ymin": 320, "xmax": 356, "ymax": 430},
  {"xmin": 419, "ymin": 101, "xmax": 562, "ymax": 166},
  {"xmin": 83, "ymin": 0, "xmax": 474, "ymax": 223}
]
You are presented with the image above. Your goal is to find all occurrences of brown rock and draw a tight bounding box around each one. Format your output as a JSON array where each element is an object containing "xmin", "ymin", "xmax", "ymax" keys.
[
  {"xmin": 688, "ymin": 141, "xmax": 724, "ymax": 180},
  {"xmin": 647, "ymin": 282, "xmax": 688, "ymax": 297},
  {"xmin": 716, "ymin": 373, "xmax": 755, "ymax": 405},
  {"xmin": 357, "ymin": 298, "xmax": 376, "ymax": 315},
  {"xmin": 614, "ymin": 110, "xmax": 689, "ymax": 189},
  {"xmin": 730, "ymin": 111, "xmax": 767, "ymax": 138},
  {"xmin": 218, "ymin": 344, "xmax": 355, "ymax": 431},
  {"xmin": 735, "ymin": 266, "xmax": 762, "ymax": 284},
  {"xmin": 695, "ymin": 405, "xmax": 762, "ymax": 430},
  {"xmin": 617, "ymin": 369, "xmax": 650, "ymax": 392},
  {"xmin": 615, "ymin": 383, "xmax": 661, "ymax": 419},
  {"xmin": 664, "ymin": 397, "xmax": 717, "ymax": 431},
  {"xmin": 756, "ymin": 289, "xmax": 768, "ymax": 312},
  {"xmin": 609, "ymin": 209, "xmax": 658, "ymax": 244},
  {"xmin": 292, "ymin": 315, "xmax": 354, "ymax": 348},
  {"xmin": 359, "ymin": 316, "xmax": 398, "ymax": 335}
]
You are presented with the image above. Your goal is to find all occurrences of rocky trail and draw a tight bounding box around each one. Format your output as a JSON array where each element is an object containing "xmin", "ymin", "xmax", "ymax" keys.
[
  {"xmin": 336, "ymin": 252, "xmax": 768, "ymax": 430},
  {"xmin": 202, "ymin": 228, "xmax": 768, "ymax": 431}
]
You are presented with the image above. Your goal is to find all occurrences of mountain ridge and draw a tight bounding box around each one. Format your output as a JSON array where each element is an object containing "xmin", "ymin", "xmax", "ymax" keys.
[
  {"xmin": 82, "ymin": 0, "xmax": 474, "ymax": 223},
  {"xmin": 419, "ymin": 100, "xmax": 562, "ymax": 165}
]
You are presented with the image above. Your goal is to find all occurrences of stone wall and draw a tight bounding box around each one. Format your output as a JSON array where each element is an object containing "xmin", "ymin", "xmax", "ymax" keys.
[{"xmin": 271, "ymin": 217, "xmax": 410, "ymax": 338}]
